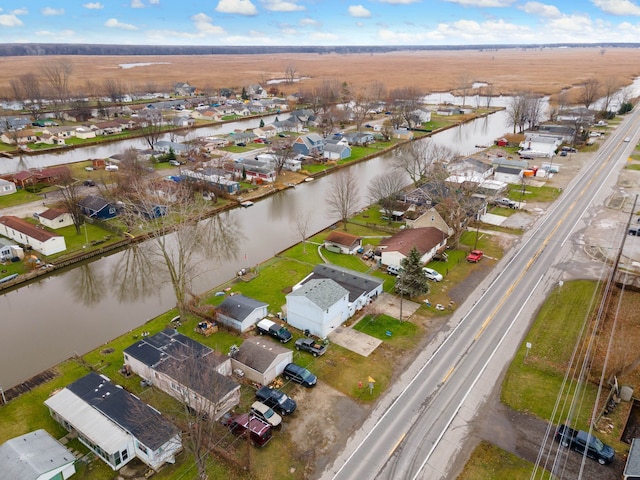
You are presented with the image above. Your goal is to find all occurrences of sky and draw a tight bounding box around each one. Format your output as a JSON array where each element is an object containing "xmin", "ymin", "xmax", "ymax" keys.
[{"xmin": 1, "ymin": 0, "xmax": 640, "ymax": 46}]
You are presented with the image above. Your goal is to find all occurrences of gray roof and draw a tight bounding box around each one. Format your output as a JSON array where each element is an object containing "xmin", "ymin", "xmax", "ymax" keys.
[
  {"xmin": 77, "ymin": 194, "xmax": 111, "ymax": 212},
  {"xmin": 234, "ymin": 337, "xmax": 290, "ymax": 373},
  {"xmin": 495, "ymin": 165, "xmax": 523, "ymax": 175},
  {"xmin": 0, "ymin": 429, "xmax": 75, "ymax": 480},
  {"xmin": 308, "ymin": 264, "xmax": 383, "ymax": 303},
  {"xmin": 217, "ymin": 294, "xmax": 267, "ymax": 321},
  {"xmin": 289, "ymin": 278, "xmax": 349, "ymax": 310},
  {"xmin": 625, "ymin": 437, "xmax": 640, "ymax": 476}
]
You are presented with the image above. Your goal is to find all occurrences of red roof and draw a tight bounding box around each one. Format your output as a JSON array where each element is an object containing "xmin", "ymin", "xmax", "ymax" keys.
[
  {"xmin": 325, "ymin": 231, "xmax": 362, "ymax": 248},
  {"xmin": 379, "ymin": 227, "xmax": 447, "ymax": 256},
  {"xmin": 0, "ymin": 215, "xmax": 61, "ymax": 242},
  {"xmin": 38, "ymin": 208, "xmax": 69, "ymax": 221}
]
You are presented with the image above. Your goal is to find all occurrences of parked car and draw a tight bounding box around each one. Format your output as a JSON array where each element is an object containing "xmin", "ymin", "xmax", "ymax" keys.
[
  {"xmin": 561, "ymin": 146, "xmax": 577, "ymax": 152},
  {"xmin": 105, "ymin": 164, "xmax": 119, "ymax": 172},
  {"xmin": 624, "ymin": 137, "xmax": 631, "ymax": 142},
  {"xmin": 629, "ymin": 227, "xmax": 639, "ymax": 236},
  {"xmin": 494, "ymin": 197, "xmax": 517, "ymax": 209},
  {"xmin": 283, "ymin": 363, "xmax": 317, "ymax": 388},
  {"xmin": 250, "ymin": 401, "xmax": 282, "ymax": 428},
  {"xmin": 83, "ymin": 179, "xmax": 96, "ymax": 187},
  {"xmin": 555, "ymin": 424, "xmax": 614, "ymax": 465},
  {"xmin": 237, "ymin": 142, "xmax": 247, "ymax": 147},
  {"xmin": 387, "ymin": 265, "xmax": 402, "ymax": 276},
  {"xmin": 225, "ymin": 413, "xmax": 272, "ymax": 447},
  {"xmin": 422, "ymin": 267, "xmax": 443, "ymax": 282},
  {"xmin": 466, "ymin": 250, "xmax": 484, "ymax": 263},
  {"xmin": 169, "ymin": 159, "xmax": 181, "ymax": 166},
  {"xmin": 278, "ymin": 133, "xmax": 288, "ymax": 138},
  {"xmin": 560, "ymin": 151, "xmax": 567, "ymax": 156},
  {"xmin": 255, "ymin": 386, "xmax": 296, "ymax": 415},
  {"xmin": 256, "ymin": 318, "xmax": 292, "ymax": 343},
  {"xmin": 295, "ymin": 338, "xmax": 327, "ymax": 357}
]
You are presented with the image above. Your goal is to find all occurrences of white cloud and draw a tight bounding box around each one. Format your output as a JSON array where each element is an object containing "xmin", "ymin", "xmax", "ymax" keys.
[
  {"xmin": 190, "ymin": 13, "xmax": 226, "ymax": 35},
  {"xmin": 131, "ymin": 0, "xmax": 144, "ymax": 8},
  {"xmin": 82, "ymin": 2, "xmax": 104, "ymax": 8},
  {"xmin": 36, "ymin": 29, "xmax": 74, "ymax": 37},
  {"xmin": 41, "ymin": 7, "xmax": 65, "ymax": 16},
  {"xmin": 0, "ymin": 14, "xmax": 24, "ymax": 27},
  {"xmin": 105, "ymin": 18, "xmax": 138, "ymax": 30},
  {"xmin": 444, "ymin": 0, "xmax": 515, "ymax": 6},
  {"xmin": 11, "ymin": 8, "xmax": 29, "ymax": 15},
  {"xmin": 299, "ymin": 17, "xmax": 318, "ymax": 26},
  {"xmin": 592, "ymin": 0, "xmax": 640, "ymax": 16},
  {"xmin": 349, "ymin": 5, "xmax": 371, "ymax": 17},
  {"xmin": 310, "ymin": 32, "xmax": 339, "ymax": 41},
  {"xmin": 150, "ymin": 0, "xmax": 160, "ymax": 3},
  {"xmin": 280, "ymin": 27, "xmax": 297, "ymax": 34},
  {"xmin": 216, "ymin": 0, "xmax": 259, "ymax": 15},
  {"xmin": 378, "ymin": 0, "xmax": 420, "ymax": 3},
  {"xmin": 263, "ymin": 0, "xmax": 305, "ymax": 12},
  {"xmin": 520, "ymin": 1, "xmax": 561, "ymax": 17}
]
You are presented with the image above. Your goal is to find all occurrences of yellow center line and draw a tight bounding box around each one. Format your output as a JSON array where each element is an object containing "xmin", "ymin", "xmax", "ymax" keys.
[
  {"xmin": 389, "ymin": 432, "xmax": 407, "ymax": 456},
  {"xmin": 442, "ymin": 366, "xmax": 455, "ymax": 383}
]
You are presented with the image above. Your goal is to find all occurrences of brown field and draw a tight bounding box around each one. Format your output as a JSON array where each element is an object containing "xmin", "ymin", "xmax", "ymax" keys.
[{"xmin": 1, "ymin": 47, "xmax": 640, "ymax": 102}]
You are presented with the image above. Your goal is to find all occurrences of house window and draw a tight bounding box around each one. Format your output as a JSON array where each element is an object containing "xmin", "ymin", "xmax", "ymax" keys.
[
  {"xmin": 121, "ymin": 449, "xmax": 129, "ymax": 461},
  {"xmin": 138, "ymin": 442, "xmax": 148, "ymax": 455},
  {"xmin": 114, "ymin": 450, "xmax": 121, "ymax": 466},
  {"xmin": 124, "ymin": 354, "xmax": 128, "ymax": 361}
]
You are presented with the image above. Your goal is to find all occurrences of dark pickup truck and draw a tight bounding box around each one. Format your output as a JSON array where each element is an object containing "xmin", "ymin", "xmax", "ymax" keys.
[
  {"xmin": 294, "ymin": 338, "xmax": 327, "ymax": 357},
  {"xmin": 256, "ymin": 318, "xmax": 292, "ymax": 343},
  {"xmin": 555, "ymin": 424, "xmax": 615, "ymax": 465}
]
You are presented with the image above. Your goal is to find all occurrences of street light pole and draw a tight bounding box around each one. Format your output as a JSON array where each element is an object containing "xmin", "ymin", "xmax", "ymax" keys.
[{"xmin": 83, "ymin": 223, "xmax": 88, "ymax": 248}]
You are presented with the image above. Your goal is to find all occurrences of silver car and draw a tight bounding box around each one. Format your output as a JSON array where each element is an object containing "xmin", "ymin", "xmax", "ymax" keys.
[{"xmin": 250, "ymin": 401, "xmax": 282, "ymax": 427}]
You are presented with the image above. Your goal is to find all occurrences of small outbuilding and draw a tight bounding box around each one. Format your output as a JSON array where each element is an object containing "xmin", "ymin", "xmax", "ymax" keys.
[
  {"xmin": 324, "ymin": 231, "xmax": 363, "ymax": 255},
  {"xmin": 230, "ymin": 336, "xmax": 293, "ymax": 386},
  {"xmin": 624, "ymin": 437, "xmax": 640, "ymax": 480},
  {"xmin": 215, "ymin": 294, "xmax": 268, "ymax": 332}
]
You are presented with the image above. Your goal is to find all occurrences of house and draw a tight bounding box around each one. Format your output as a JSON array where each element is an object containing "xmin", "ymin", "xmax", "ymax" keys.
[
  {"xmin": 74, "ymin": 126, "xmax": 96, "ymax": 139},
  {"xmin": 1, "ymin": 129, "xmax": 38, "ymax": 145},
  {"xmin": 0, "ymin": 215, "xmax": 66, "ymax": 256},
  {"xmin": 410, "ymin": 108, "xmax": 432, "ymax": 124},
  {"xmin": 215, "ymin": 294, "xmax": 268, "ymax": 332},
  {"xmin": 154, "ymin": 141, "xmax": 189, "ymax": 156},
  {"xmin": 44, "ymin": 372, "xmax": 182, "ymax": 472},
  {"xmin": 494, "ymin": 165, "xmax": 523, "ymax": 184},
  {"xmin": 343, "ymin": 132, "xmax": 374, "ymax": 146},
  {"xmin": 231, "ymin": 158, "xmax": 276, "ymax": 183},
  {"xmin": 393, "ymin": 128, "xmax": 414, "ymax": 140},
  {"xmin": 0, "ymin": 429, "xmax": 76, "ymax": 480},
  {"xmin": 78, "ymin": 195, "xmax": 118, "ymax": 220},
  {"xmin": 378, "ymin": 227, "xmax": 448, "ymax": 268},
  {"xmin": 292, "ymin": 133, "xmax": 325, "ymax": 156},
  {"xmin": 302, "ymin": 264, "xmax": 384, "ymax": 316},
  {"xmin": 124, "ymin": 329, "xmax": 240, "ymax": 420},
  {"xmin": 324, "ymin": 231, "xmax": 363, "ymax": 254},
  {"xmin": 37, "ymin": 133, "xmax": 66, "ymax": 146},
  {"xmin": 171, "ymin": 116, "xmax": 195, "ymax": 128},
  {"xmin": 37, "ymin": 208, "xmax": 74, "ymax": 230},
  {"xmin": 174, "ymin": 82, "xmax": 196, "ymax": 97},
  {"xmin": 42, "ymin": 126, "xmax": 75, "ymax": 139},
  {"xmin": 447, "ymin": 157, "xmax": 493, "ymax": 181},
  {"xmin": 0, "ymin": 178, "xmax": 17, "ymax": 196},
  {"xmin": 518, "ymin": 133, "xmax": 561, "ymax": 158},
  {"xmin": 230, "ymin": 337, "xmax": 293, "ymax": 386},
  {"xmin": 181, "ymin": 169, "xmax": 240, "ymax": 194},
  {"xmin": 253, "ymin": 125, "xmax": 277, "ymax": 139},
  {"xmin": 228, "ymin": 131, "xmax": 256, "ymax": 145},
  {"xmin": 91, "ymin": 121, "xmax": 123, "ymax": 136},
  {"xmin": 400, "ymin": 186, "xmax": 434, "ymax": 207},
  {"xmin": 286, "ymin": 278, "xmax": 350, "ymax": 338},
  {"xmin": 0, "ymin": 238, "xmax": 23, "ymax": 261},
  {"xmin": 537, "ymin": 124, "xmax": 576, "ymax": 143},
  {"xmin": 624, "ymin": 437, "xmax": 640, "ymax": 480},
  {"xmin": 323, "ymin": 142, "xmax": 352, "ymax": 161},
  {"xmin": 405, "ymin": 208, "xmax": 452, "ymax": 236}
]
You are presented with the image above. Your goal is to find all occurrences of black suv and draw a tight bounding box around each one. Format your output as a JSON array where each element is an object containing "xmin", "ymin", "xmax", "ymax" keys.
[
  {"xmin": 283, "ymin": 363, "xmax": 317, "ymax": 388},
  {"xmin": 255, "ymin": 386, "xmax": 296, "ymax": 415}
]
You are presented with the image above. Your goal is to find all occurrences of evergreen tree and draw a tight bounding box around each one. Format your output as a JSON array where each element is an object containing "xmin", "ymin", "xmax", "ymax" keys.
[
  {"xmin": 167, "ymin": 147, "xmax": 177, "ymax": 161},
  {"xmin": 241, "ymin": 87, "xmax": 248, "ymax": 100},
  {"xmin": 259, "ymin": 119, "xmax": 265, "ymax": 127},
  {"xmin": 395, "ymin": 246, "xmax": 429, "ymax": 298},
  {"xmin": 242, "ymin": 165, "xmax": 247, "ymax": 180}
]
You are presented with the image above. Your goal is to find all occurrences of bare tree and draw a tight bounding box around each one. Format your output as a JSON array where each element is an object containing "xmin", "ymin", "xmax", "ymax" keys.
[
  {"xmin": 118, "ymin": 184, "xmax": 241, "ymax": 317},
  {"xmin": 294, "ymin": 210, "xmax": 312, "ymax": 254},
  {"xmin": 56, "ymin": 171, "xmax": 85, "ymax": 235},
  {"xmin": 392, "ymin": 139, "xmax": 456, "ymax": 187},
  {"xmin": 70, "ymin": 263, "xmax": 105, "ymax": 306},
  {"xmin": 368, "ymin": 171, "xmax": 406, "ymax": 222},
  {"xmin": 580, "ymin": 78, "xmax": 601, "ymax": 110},
  {"xmin": 326, "ymin": 169, "xmax": 360, "ymax": 230},
  {"xmin": 388, "ymin": 86, "xmax": 424, "ymax": 130},
  {"xmin": 41, "ymin": 59, "xmax": 73, "ymax": 120},
  {"xmin": 284, "ymin": 64, "xmax": 297, "ymax": 85},
  {"xmin": 140, "ymin": 113, "xmax": 164, "ymax": 149},
  {"xmin": 456, "ymin": 72, "xmax": 473, "ymax": 107},
  {"xmin": 269, "ymin": 140, "xmax": 296, "ymax": 175},
  {"xmin": 481, "ymin": 84, "xmax": 494, "ymax": 108},
  {"xmin": 349, "ymin": 86, "xmax": 371, "ymax": 132},
  {"xmin": 13, "ymin": 73, "xmax": 44, "ymax": 120},
  {"xmin": 103, "ymin": 78, "xmax": 126, "ymax": 104},
  {"xmin": 600, "ymin": 77, "xmax": 619, "ymax": 115},
  {"xmin": 523, "ymin": 94, "xmax": 546, "ymax": 130},
  {"xmin": 506, "ymin": 93, "xmax": 527, "ymax": 133}
]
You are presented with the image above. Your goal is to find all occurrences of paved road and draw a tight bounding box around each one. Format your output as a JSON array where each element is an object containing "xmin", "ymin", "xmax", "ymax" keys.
[{"xmin": 320, "ymin": 108, "xmax": 640, "ymax": 480}]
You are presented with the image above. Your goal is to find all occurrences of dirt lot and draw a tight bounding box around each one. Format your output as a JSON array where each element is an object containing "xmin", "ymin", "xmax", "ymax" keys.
[{"xmin": 2, "ymin": 47, "xmax": 640, "ymax": 101}]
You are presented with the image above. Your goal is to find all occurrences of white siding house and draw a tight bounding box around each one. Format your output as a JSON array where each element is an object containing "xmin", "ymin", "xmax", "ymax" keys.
[
  {"xmin": 286, "ymin": 278, "xmax": 350, "ymax": 338},
  {"xmin": 230, "ymin": 337, "xmax": 293, "ymax": 385},
  {"xmin": 37, "ymin": 208, "xmax": 74, "ymax": 230},
  {"xmin": 0, "ymin": 215, "xmax": 66, "ymax": 256},
  {"xmin": 215, "ymin": 294, "xmax": 268, "ymax": 332},
  {"xmin": 0, "ymin": 178, "xmax": 17, "ymax": 196},
  {"xmin": 45, "ymin": 372, "xmax": 181, "ymax": 472}
]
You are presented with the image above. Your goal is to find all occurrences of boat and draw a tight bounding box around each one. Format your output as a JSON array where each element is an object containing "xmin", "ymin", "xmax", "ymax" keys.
[
  {"xmin": 240, "ymin": 201, "xmax": 254, "ymax": 208},
  {"xmin": 284, "ymin": 183, "xmax": 296, "ymax": 188},
  {"xmin": 304, "ymin": 177, "xmax": 314, "ymax": 182},
  {"xmin": 0, "ymin": 273, "xmax": 18, "ymax": 284}
]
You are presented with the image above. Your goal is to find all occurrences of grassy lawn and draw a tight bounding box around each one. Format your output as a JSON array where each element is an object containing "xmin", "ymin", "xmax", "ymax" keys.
[
  {"xmin": 0, "ymin": 188, "xmax": 41, "ymax": 208},
  {"xmin": 459, "ymin": 441, "xmax": 554, "ymax": 480},
  {"xmin": 354, "ymin": 313, "xmax": 418, "ymax": 342},
  {"xmin": 507, "ymin": 184, "xmax": 562, "ymax": 203},
  {"xmin": 502, "ymin": 280, "xmax": 600, "ymax": 424},
  {"xmin": 626, "ymin": 164, "xmax": 640, "ymax": 171}
]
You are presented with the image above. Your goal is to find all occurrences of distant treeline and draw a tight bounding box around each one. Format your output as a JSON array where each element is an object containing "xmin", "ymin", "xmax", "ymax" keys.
[{"xmin": 1, "ymin": 43, "xmax": 639, "ymax": 57}]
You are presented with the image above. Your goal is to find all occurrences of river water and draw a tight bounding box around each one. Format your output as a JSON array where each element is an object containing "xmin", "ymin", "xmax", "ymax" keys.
[{"xmin": 1, "ymin": 109, "xmax": 515, "ymax": 390}]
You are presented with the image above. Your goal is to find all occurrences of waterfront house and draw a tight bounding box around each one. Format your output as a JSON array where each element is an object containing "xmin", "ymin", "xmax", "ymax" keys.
[
  {"xmin": 0, "ymin": 215, "xmax": 66, "ymax": 256},
  {"xmin": 0, "ymin": 178, "xmax": 17, "ymax": 196},
  {"xmin": 215, "ymin": 294, "xmax": 268, "ymax": 332},
  {"xmin": 324, "ymin": 231, "xmax": 363, "ymax": 254},
  {"xmin": 292, "ymin": 133, "xmax": 325, "ymax": 157},
  {"xmin": 229, "ymin": 337, "xmax": 293, "ymax": 386},
  {"xmin": 37, "ymin": 208, "xmax": 74, "ymax": 230},
  {"xmin": 378, "ymin": 227, "xmax": 448, "ymax": 268},
  {"xmin": 124, "ymin": 329, "xmax": 240, "ymax": 420},
  {"xmin": 44, "ymin": 372, "xmax": 182, "ymax": 472},
  {"xmin": 0, "ymin": 238, "xmax": 23, "ymax": 261},
  {"xmin": 77, "ymin": 195, "xmax": 118, "ymax": 220}
]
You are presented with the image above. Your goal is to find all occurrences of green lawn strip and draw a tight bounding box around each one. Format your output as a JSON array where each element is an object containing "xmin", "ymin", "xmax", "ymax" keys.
[
  {"xmin": 459, "ymin": 230, "xmax": 502, "ymax": 259},
  {"xmin": 488, "ymin": 205, "xmax": 519, "ymax": 217},
  {"xmin": 353, "ymin": 313, "xmax": 417, "ymax": 341},
  {"xmin": 501, "ymin": 280, "xmax": 610, "ymax": 434},
  {"xmin": 0, "ymin": 188, "xmax": 41, "ymax": 208},
  {"xmin": 506, "ymin": 184, "xmax": 562, "ymax": 203},
  {"xmin": 626, "ymin": 164, "xmax": 640, "ymax": 171},
  {"xmin": 459, "ymin": 441, "xmax": 555, "ymax": 480}
]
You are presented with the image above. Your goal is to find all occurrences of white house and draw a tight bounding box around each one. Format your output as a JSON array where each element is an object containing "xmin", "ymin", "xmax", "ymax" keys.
[
  {"xmin": 286, "ymin": 278, "xmax": 350, "ymax": 338},
  {"xmin": 494, "ymin": 165, "xmax": 523, "ymax": 184},
  {"xmin": 230, "ymin": 337, "xmax": 293, "ymax": 386},
  {"xmin": 405, "ymin": 208, "xmax": 452, "ymax": 236},
  {"xmin": 0, "ymin": 215, "xmax": 66, "ymax": 256},
  {"xmin": 215, "ymin": 294, "xmax": 268, "ymax": 332},
  {"xmin": 0, "ymin": 429, "xmax": 76, "ymax": 480},
  {"xmin": 0, "ymin": 238, "xmax": 23, "ymax": 261},
  {"xmin": 518, "ymin": 132, "xmax": 561, "ymax": 158},
  {"xmin": 37, "ymin": 208, "xmax": 74, "ymax": 230},
  {"xmin": 0, "ymin": 178, "xmax": 17, "ymax": 196},
  {"xmin": 324, "ymin": 231, "xmax": 363, "ymax": 254},
  {"xmin": 45, "ymin": 372, "xmax": 182, "ymax": 472},
  {"xmin": 123, "ymin": 329, "xmax": 240, "ymax": 420},
  {"xmin": 378, "ymin": 227, "xmax": 448, "ymax": 268}
]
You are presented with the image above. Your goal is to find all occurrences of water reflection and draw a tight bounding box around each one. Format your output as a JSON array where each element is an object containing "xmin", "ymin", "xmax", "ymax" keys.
[
  {"xmin": 110, "ymin": 244, "xmax": 161, "ymax": 304},
  {"xmin": 70, "ymin": 263, "xmax": 106, "ymax": 307}
]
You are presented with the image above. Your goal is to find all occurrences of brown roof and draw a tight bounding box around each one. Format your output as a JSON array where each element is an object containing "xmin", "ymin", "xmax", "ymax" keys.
[
  {"xmin": 325, "ymin": 231, "xmax": 362, "ymax": 247},
  {"xmin": 0, "ymin": 215, "xmax": 61, "ymax": 242},
  {"xmin": 234, "ymin": 337, "xmax": 290, "ymax": 373},
  {"xmin": 38, "ymin": 208, "xmax": 69, "ymax": 221},
  {"xmin": 379, "ymin": 227, "xmax": 447, "ymax": 256}
]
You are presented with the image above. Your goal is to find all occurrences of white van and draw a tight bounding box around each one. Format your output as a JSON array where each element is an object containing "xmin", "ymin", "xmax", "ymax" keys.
[{"xmin": 387, "ymin": 265, "xmax": 401, "ymax": 276}]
